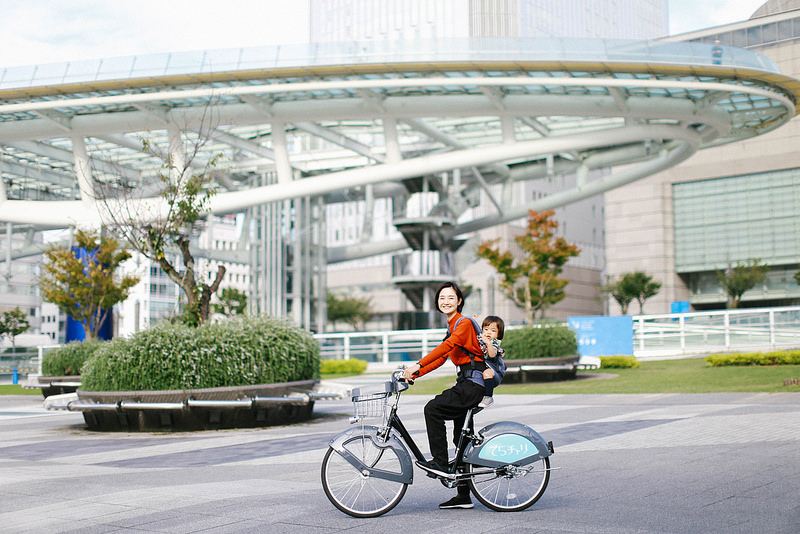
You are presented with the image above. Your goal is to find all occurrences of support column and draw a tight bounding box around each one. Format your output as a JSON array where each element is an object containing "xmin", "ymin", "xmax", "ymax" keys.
[
  {"xmin": 72, "ymin": 135, "xmax": 95, "ymax": 209},
  {"xmin": 248, "ymin": 171, "xmax": 285, "ymax": 318},
  {"xmin": 501, "ymin": 116, "xmax": 516, "ymax": 144},
  {"xmin": 4, "ymin": 223, "xmax": 11, "ymax": 279},
  {"xmin": 271, "ymin": 121, "xmax": 293, "ymax": 184},
  {"xmin": 0, "ymin": 158, "xmax": 8, "ymax": 277},
  {"xmin": 360, "ymin": 184, "xmax": 374, "ymax": 242},
  {"xmin": 383, "ymin": 118, "xmax": 402, "ymax": 163},
  {"xmin": 167, "ymin": 126, "xmax": 185, "ymax": 182},
  {"xmin": 577, "ymin": 163, "xmax": 589, "ymax": 188},
  {"xmin": 286, "ymin": 195, "xmax": 326, "ymax": 332},
  {"xmin": 0, "ymin": 154, "xmax": 6, "ymax": 202}
]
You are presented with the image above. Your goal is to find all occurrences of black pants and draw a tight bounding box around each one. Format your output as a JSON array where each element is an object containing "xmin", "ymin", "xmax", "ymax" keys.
[{"xmin": 424, "ymin": 378, "xmax": 484, "ymax": 495}]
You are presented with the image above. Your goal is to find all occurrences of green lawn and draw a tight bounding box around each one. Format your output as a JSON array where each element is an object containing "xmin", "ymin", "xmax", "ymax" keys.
[
  {"xmin": 5, "ymin": 359, "xmax": 800, "ymax": 396},
  {"xmin": 401, "ymin": 358, "xmax": 800, "ymax": 395},
  {"xmin": 0, "ymin": 384, "xmax": 41, "ymax": 396}
]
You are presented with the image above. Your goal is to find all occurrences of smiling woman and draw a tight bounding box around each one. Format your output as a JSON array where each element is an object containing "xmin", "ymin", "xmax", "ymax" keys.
[{"xmin": 399, "ymin": 281, "xmax": 489, "ymax": 506}]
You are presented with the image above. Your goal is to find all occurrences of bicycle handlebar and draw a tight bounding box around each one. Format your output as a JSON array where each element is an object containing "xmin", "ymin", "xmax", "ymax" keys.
[{"xmin": 392, "ymin": 368, "xmax": 411, "ymax": 392}]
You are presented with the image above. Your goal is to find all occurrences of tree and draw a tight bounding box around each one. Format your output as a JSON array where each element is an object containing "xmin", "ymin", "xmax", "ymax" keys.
[
  {"xmin": 327, "ymin": 292, "xmax": 373, "ymax": 330},
  {"xmin": 39, "ymin": 229, "xmax": 141, "ymax": 340},
  {"xmin": 603, "ymin": 278, "xmax": 634, "ymax": 315},
  {"xmin": 477, "ymin": 209, "xmax": 580, "ymax": 321},
  {"xmin": 717, "ymin": 259, "xmax": 768, "ymax": 309},
  {"xmin": 98, "ymin": 126, "xmax": 226, "ymax": 326},
  {"xmin": 0, "ymin": 307, "xmax": 30, "ymax": 360},
  {"xmin": 623, "ymin": 271, "xmax": 661, "ymax": 314},
  {"xmin": 213, "ymin": 287, "xmax": 247, "ymax": 317},
  {"xmin": 604, "ymin": 271, "xmax": 661, "ymax": 315}
]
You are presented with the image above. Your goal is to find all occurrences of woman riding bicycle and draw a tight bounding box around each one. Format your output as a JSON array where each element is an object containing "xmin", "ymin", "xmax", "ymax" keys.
[{"xmin": 403, "ymin": 281, "xmax": 487, "ymax": 509}]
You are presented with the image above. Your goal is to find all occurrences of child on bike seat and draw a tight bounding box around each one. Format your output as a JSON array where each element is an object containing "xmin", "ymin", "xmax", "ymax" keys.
[{"xmin": 478, "ymin": 315, "xmax": 505, "ymax": 408}]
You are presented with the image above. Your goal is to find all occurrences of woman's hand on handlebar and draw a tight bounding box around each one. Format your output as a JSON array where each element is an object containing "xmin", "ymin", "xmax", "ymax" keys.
[{"xmin": 402, "ymin": 363, "xmax": 420, "ymax": 383}]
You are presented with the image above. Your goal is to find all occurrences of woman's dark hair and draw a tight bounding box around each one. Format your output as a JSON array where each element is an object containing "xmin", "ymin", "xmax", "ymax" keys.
[
  {"xmin": 482, "ymin": 315, "xmax": 505, "ymax": 340},
  {"xmin": 434, "ymin": 281, "xmax": 465, "ymax": 313}
]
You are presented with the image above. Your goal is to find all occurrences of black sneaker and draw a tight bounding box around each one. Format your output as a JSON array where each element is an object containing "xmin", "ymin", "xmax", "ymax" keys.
[
  {"xmin": 439, "ymin": 494, "xmax": 473, "ymax": 509},
  {"xmin": 416, "ymin": 459, "xmax": 450, "ymax": 478}
]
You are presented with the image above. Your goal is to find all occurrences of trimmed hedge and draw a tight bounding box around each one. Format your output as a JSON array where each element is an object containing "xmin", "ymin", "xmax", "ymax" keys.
[
  {"xmin": 42, "ymin": 339, "xmax": 104, "ymax": 376},
  {"xmin": 81, "ymin": 315, "xmax": 320, "ymax": 391},
  {"xmin": 501, "ymin": 323, "xmax": 578, "ymax": 360},
  {"xmin": 705, "ymin": 350, "xmax": 800, "ymax": 367},
  {"xmin": 320, "ymin": 358, "xmax": 368, "ymax": 375},
  {"xmin": 600, "ymin": 356, "xmax": 640, "ymax": 369}
]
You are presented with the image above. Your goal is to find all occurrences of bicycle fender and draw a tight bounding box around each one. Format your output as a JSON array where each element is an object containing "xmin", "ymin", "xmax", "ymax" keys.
[
  {"xmin": 328, "ymin": 426, "xmax": 414, "ymax": 484},
  {"xmin": 463, "ymin": 421, "xmax": 552, "ymax": 468}
]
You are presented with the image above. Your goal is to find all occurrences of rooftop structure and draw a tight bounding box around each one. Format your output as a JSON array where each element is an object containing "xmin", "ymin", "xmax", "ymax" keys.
[{"xmin": 1, "ymin": 37, "xmax": 797, "ymax": 330}]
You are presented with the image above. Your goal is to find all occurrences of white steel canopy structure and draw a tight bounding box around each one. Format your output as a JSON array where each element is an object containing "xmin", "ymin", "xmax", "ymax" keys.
[{"xmin": 1, "ymin": 38, "xmax": 798, "ymax": 328}]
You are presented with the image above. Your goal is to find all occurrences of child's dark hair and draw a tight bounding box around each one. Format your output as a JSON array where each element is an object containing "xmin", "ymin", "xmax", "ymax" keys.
[
  {"xmin": 482, "ymin": 315, "xmax": 505, "ymax": 340},
  {"xmin": 434, "ymin": 281, "xmax": 465, "ymax": 313}
]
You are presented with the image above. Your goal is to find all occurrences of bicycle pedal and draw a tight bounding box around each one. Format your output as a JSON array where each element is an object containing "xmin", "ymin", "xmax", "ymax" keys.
[{"xmin": 417, "ymin": 461, "xmax": 456, "ymax": 480}]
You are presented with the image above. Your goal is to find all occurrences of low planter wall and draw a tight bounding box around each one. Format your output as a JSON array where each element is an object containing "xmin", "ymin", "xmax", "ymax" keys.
[
  {"xmin": 502, "ymin": 355, "xmax": 580, "ymax": 383},
  {"xmin": 76, "ymin": 379, "xmax": 319, "ymax": 431},
  {"xmin": 26, "ymin": 376, "xmax": 82, "ymax": 398}
]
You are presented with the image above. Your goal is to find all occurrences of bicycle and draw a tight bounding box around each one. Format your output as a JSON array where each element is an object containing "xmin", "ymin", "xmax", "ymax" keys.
[{"xmin": 321, "ymin": 368, "xmax": 555, "ymax": 517}]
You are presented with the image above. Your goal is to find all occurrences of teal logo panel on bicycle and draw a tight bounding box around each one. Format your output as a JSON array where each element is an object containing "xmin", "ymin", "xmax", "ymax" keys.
[{"xmin": 477, "ymin": 433, "xmax": 537, "ymax": 463}]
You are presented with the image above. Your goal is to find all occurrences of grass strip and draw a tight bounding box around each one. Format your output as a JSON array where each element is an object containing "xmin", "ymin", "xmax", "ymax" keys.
[
  {"xmin": 0, "ymin": 384, "xmax": 41, "ymax": 396},
  {"xmin": 401, "ymin": 358, "xmax": 800, "ymax": 395}
]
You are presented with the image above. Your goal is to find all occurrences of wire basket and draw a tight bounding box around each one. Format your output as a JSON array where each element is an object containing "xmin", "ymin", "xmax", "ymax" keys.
[{"xmin": 352, "ymin": 390, "xmax": 390, "ymax": 420}]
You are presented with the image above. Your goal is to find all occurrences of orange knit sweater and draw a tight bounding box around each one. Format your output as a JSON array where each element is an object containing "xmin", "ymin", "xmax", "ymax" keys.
[{"xmin": 416, "ymin": 313, "xmax": 483, "ymax": 378}]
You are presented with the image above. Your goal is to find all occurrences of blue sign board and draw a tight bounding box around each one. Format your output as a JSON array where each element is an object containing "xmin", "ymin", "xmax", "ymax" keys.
[
  {"xmin": 567, "ymin": 315, "xmax": 633, "ymax": 356},
  {"xmin": 671, "ymin": 301, "xmax": 690, "ymax": 314}
]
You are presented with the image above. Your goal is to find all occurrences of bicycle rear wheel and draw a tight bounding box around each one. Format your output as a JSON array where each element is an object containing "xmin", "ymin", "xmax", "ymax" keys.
[
  {"xmin": 321, "ymin": 434, "xmax": 408, "ymax": 518},
  {"xmin": 467, "ymin": 456, "xmax": 550, "ymax": 512}
]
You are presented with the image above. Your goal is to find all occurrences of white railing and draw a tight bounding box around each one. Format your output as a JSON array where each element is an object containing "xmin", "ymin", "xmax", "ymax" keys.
[
  {"xmin": 316, "ymin": 306, "xmax": 800, "ymax": 362},
  {"xmin": 11, "ymin": 307, "xmax": 800, "ymax": 376},
  {"xmin": 633, "ymin": 306, "xmax": 800, "ymax": 358},
  {"xmin": 316, "ymin": 328, "xmax": 449, "ymax": 365}
]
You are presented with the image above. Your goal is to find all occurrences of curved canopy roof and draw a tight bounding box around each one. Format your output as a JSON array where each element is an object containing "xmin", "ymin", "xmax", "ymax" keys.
[{"xmin": 0, "ymin": 38, "xmax": 798, "ymax": 232}]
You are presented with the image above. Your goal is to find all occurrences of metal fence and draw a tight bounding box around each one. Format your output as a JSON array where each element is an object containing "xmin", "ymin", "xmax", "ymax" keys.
[
  {"xmin": 0, "ymin": 351, "xmax": 41, "ymax": 383},
  {"xmin": 316, "ymin": 328, "xmax": 449, "ymax": 365},
  {"xmin": 6, "ymin": 307, "xmax": 800, "ymax": 377},
  {"xmin": 634, "ymin": 306, "xmax": 800, "ymax": 358},
  {"xmin": 0, "ymin": 346, "xmax": 60, "ymax": 382},
  {"xmin": 316, "ymin": 306, "xmax": 800, "ymax": 363}
]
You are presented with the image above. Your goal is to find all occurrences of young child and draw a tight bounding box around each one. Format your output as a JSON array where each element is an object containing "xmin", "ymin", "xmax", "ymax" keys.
[{"xmin": 478, "ymin": 315, "xmax": 505, "ymax": 408}]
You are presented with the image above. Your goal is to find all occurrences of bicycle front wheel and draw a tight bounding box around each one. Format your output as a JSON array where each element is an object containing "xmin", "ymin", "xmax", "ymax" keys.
[
  {"xmin": 321, "ymin": 434, "xmax": 408, "ymax": 518},
  {"xmin": 467, "ymin": 456, "xmax": 550, "ymax": 512}
]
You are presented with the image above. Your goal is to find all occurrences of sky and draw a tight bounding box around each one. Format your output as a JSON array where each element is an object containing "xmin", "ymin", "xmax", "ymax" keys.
[{"xmin": 0, "ymin": 0, "xmax": 772, "ymax": 69}]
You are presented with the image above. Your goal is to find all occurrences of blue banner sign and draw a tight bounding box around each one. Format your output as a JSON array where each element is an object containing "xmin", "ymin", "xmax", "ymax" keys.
[{"xmin": 567, "ymin": 315, "xmax": 633, "ymax": 356}]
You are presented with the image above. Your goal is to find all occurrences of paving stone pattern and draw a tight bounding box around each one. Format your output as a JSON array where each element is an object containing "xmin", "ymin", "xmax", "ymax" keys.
[{"xmin": 0, "ymin": 386, "xmax": 798, "ymax": 533}]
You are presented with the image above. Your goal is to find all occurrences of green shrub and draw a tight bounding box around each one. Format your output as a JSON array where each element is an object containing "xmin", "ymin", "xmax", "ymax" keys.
[
  {"xmin": 42, "ymin": 339, "xmax": 104, "ymax": 376},
  {"xmin": 81, "ymin": 315, "xmax": 320, "ymax": 391},
  {"xmin": 600, "ymin": 355, "xmax": 640, "ymax": 369},
  {"xmin": 705, "ymin": 350, "xmax": 800, "ymax": 367},
  {"xmin": 501, "ymin": 323, "xmax": 578, "ymax": 359},
  {"xmin": 320, "ymin": 358, "xmax": 368, "ymax": 375}
]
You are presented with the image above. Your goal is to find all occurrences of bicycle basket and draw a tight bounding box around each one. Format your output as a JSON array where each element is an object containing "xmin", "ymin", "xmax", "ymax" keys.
[{"xmin": 351, "ymin": 382, "xmax": 392, "ymax": 419}]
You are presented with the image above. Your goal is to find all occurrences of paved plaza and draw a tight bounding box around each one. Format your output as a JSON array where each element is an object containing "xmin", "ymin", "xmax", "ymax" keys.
[{"xmin": 1, "ymin": 383, "xmax": 799, "ymax": 533}]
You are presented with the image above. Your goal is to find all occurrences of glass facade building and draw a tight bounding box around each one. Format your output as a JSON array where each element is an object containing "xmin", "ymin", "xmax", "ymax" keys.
[
  {"xmin": 673, "ymin": 168, "xmax": 800, "ymax": 307},
  {"xmin": 604, "ymin": 3, "xmax": 800, "ymax": 312}
]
